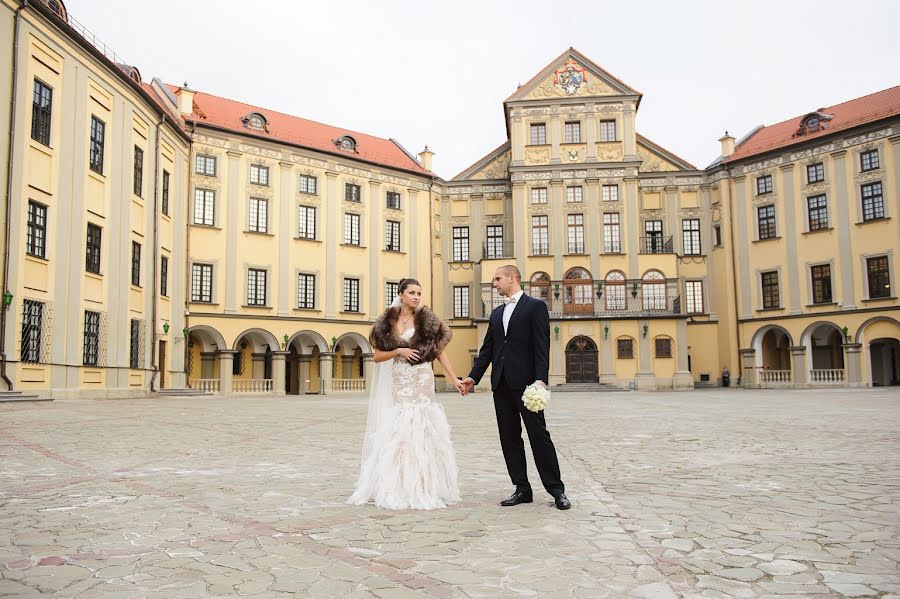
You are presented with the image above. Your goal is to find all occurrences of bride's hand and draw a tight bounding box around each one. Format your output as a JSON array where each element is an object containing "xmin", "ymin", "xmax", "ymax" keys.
[
  {"xmin": 395, "ymin": 348, "xmax": 420, "ymax": 363},
  {"xmin": 453, "ymin": 378, "xmax": 468, "ymax": 396}
]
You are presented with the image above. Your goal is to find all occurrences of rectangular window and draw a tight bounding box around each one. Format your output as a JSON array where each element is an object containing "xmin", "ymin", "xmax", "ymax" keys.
[
  {"xmin": 807, "ymin": 194, "xmax": 828, "ymax": 231},
  {"xmin": 530, "ymin": 187, "xmax": 547, "ymax": 204},
  {"xmin": 861, "ymin": 149, "xmax": 880, "ymax": 172},
  {"xmin": 617, "ymin": 338, "xmax": 634, "ymax": 359},
  {"xmin": 532, "ymin": 215, "xmax": 549, "ymax": 255},
  {"xmin": 452, "ymin": 226, "xmax": 469, "ymax": 261},
  {"xmin": 247, "ymin": 268, "xmax": 267, "ymax": 306},
  {"xmin": 344, "ymin": 213, "xmax": 361, "ymax": 245},
  {"xmin": 453, "ymin": 286, "xmax": 470, "ymax": 318},
  {"xmin": 129, "ymin": 319, "xmax": 141, "ymax": 369},
  {"xmin": 602, "ymin": 184, "xmax": 618, "ymax": 201},
  {"xmin": 567, "ymin": 214, "xmax": 584, "ymax": 254},
  {"xmin": 686, "ymin": 280, "xmax": 704, "ymax": 314},
  {"xmin": 682, "ymin": 219, "xmax": 701, "ymax": 255},
  {"xmin": 298, "ymin": 273, "xmax": 316, "ymax": 309},
  {"xmin": 250, "ymin": 164, "xmax": 269, "ymax": 185},
  {"xmin": 161, "ymin": 170, "xmax": 170, "ymax": 215},
  {"xmin": 131, "ymin": 241, "xmax": 141, "ymax": 286},
  {"xmin": 21, "ymin": 299, "xmax": 43, "ymax": 364},
  {"xmin": 385, "ymin": 281, "xmax": 399, "ymax": 309},
  {"xmin": 83, "ymin": 310, "xmax": 100, "ymax": 366},
  {"xmin": 32, "ymin": 79, "xmax": 52, "ymax": 146},
  {"xmin": 26, "ymin": 201, "xmax": 47, "ymax": 258},
  {"xmin": 530, "ymin": 123, "xmax": 546, "ymax": 145},
  {"xmin": 193, "ymin": 189, "xmax": 215, "ymax": 226},
  {"xmin": 343, "ymin": 278, "xmax": 360, "ymax": 312},
  {"xmin": 644, "ymin": 220, "xmax": 663, "ymax": 254},
  {"xmin": 191, "ymin": 264, "xmax": 213, "ymax": 303},
  {"xmin": 757, "ymin": 174, "xmax": 773, "ymax": 195},
  {"xmin": 298, "ymin": 205, "xmax": 316, "ymax": 239},
  {"xmin": 758, "ymin": 205, "xmax": 776, "ymax": 239},
  {"xmin": 195, "ymin": 154, "xmax": 216, "ymax": 176},
  {"xmin": 385, "ymin": 220, "xmax": 401, "ymax": 251},
  {"xmin": 386, "ymin": 191, "xmax": 401, "ymax": 210},
  {"xmin": 345, "ymin": 183, "xmax": 361, "ymax": 202},
  {"xmin": 486, "ymin": 225, "xmax": 504, "ymax": 259},
  {"xmin": 299, "ymin": 174, "xmax": 317, "ymax": 194},
  {"xmin": 249, "ymin": 197, "xmax": 268, "ymax": 233},
  {"xmin": 86, "ymin": 223, "xmax": 101, "ymax": 274},
  {"xmin": 564, "ymin": 121, "xmax": 581, "ymax": 143},
  {"xmin": 160, "ymin": 256, "xmax": 168, "ymax": 297},
  {"xmin": 89, "ymin": 116, "xmax": 105, "ymax": 174},
  {"xmin": 807, "ymin": 162, "xmax": 824, "ymax": 184},
  {"xmin": 861, "ymin": 182, "xmax": 884, "ymax": 221},
  {"xmin": 603, "ymin": 212, "xmax": 621, "ymax": 253},
  {"xmin": 867, "ymin": 256, "xmax": 891, "ymax": 299},
  {"xmin": 133, "ymin": 146, "xmax": 143, "ymax": 197},
  {"xmin": 566, "ymin": 186, "xmax": 583, "ymax": 203},
  {"xmin": 714, "ymin": 224, "xmax": 722, "ymax": 247},
  {"xmin": 811, "ymin": 264, "xmax": 832, "ymax": 304},
  {"xmin": 599, "ymin": 120, "xmax": 617, "ymax": 142},
  {"xmin": 761, "ymin": 271, "xmax": 780, "ymax": 309},
  {"xmin": 655, "ymin": 338, "xmax": 672, "ymax": 358}
]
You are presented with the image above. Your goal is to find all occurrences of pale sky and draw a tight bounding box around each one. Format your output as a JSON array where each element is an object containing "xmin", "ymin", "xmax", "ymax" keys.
[{"xmin": 69, "ymin": 0, "xmax": 900, "ymax": 178}]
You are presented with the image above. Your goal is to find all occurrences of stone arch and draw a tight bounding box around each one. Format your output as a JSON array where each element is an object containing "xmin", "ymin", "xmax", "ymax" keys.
[
  {"xmin": 185, "ymin": 325, "xmax": 226, "ymax": 352},
  {"xmin": 750, "ymin": 324, "xmax": 793, "ymax": 370},
  {"xmin": 334, "ymin": 332, "xmax": 373, "ymax": 355},
  {"xmin": 799, "ymin": 321, "xmax": 845, "ymax": 373},
  {"xmin": 231, "ymin": 328, "xmax": 280, "ymax": 352},
  {"xmin": 287, "ymin": 330, "xmax": 329, "ymax": 354},
  {"xmin": 856, "ymin": 316, "xmax": 900, "ymax": 386}
]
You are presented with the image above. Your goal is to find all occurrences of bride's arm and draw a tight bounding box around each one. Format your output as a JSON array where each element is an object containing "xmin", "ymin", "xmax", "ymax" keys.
[
  {"xmin": 436, "ymin": 351, "xmax": 467, "ymax": 394},
  {"xmin": 375, "ymin": 348, "xmax": 419, "ymax": 363}
]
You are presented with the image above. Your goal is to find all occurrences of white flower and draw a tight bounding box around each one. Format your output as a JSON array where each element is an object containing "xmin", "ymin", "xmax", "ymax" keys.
[{"xmin": 522, "ymin": 381, "xmax": 550, "ymax": 413}]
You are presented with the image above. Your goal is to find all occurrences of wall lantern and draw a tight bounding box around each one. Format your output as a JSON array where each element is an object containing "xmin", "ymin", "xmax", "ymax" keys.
[
  {"xmin": 554, "ymin": 325, "xmax": 559, "ymax": 340},
  {"xmin": 642, "ymin": 323, "xmax": 649, "ymax": 338},
  {"xmin": 2, "ymin": 290, "xmax": 12, "ymax": 310},
  {"xmin": 604, "ymin": 324, "xmax": 609, "ymax": 339},
  {"xmin": 162, "ymin": 322, "xmax": 169, "ymax": 334}
]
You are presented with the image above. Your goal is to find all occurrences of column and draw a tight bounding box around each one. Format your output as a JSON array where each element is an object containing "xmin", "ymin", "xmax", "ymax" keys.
[
  {"xmin": 843, "ymin": 343, "xmax": 863, "ymax": 388},
  {"xmin": 623, "ymin": 103, "xmax": 637, "ymax": 161},
  {"xmin": 320, "ymin": 352, "xmax": 334, "ymax": 395},
  {"xmin": 512, "ymin": 182, "xmax": 528, "ymax": 276},
  {"xmin": 739, "ymin": 348, "xmax": 757, "ymax": 388},
  {"xmin": 585, "ymin": 106, "xmax": 597, "ymax": 161},
  {"xmin": 673, "ymin": 318, "xmax": 694, "ymax": 390},
  {"xmin": 734, "ymin": 178, "xmax": 752, "ymax": 318},
  {"xmin": 363, "ymin": 353, "xmax": 375, "ymax": 392},
  {"xmin": 368, "ymin": 180, "xmax": 382, "ymax": 313},
  {"xmin": 599, "ymin": 320, "xmax": 614, "ymax": 382},
  {"xmin": 549, "ymin": 113, "xmax": 561, "ymax": 164},
  {"xmin": 278, "ymin": 162, "xmax": 292, "ymax": 316},
  {"xmin": 510, "ymin": 112, "xmax": 524, "ymax": 166},
  {"xmin": 779, "ymin": 164, "xmax": 801, "ymax": 314},
  {"xmin": 789, "ymin": 346, "xmax": 808, "ymax": 388},
  {"xmin": 635, "ymin": 320, "xmax": 657, "ymax": 390},
  {"xmin": 550, "ymin": 325, "xmax": 564, "ymax": 387},
  {"xmin": 298, "ymin": 355, "xmax": 312, "ymax": 395},
  {"xmin": 666, "ymin": 187, "xmax": 679, "ymax": 255},
  {"xmin": 218, "ymin": 350, "xmax": 237, "ymax": 394},
  {"xmin": 325, "ymin": 172, "xmax": 339, "ymax": 318},
  {"xmin": 550, "ymin": 180, "xmax": 564, "ymax": 276},
  {"xmin": 830, "ymin": 150, "xmax": 856, "ymax": 309},
  {"xmin": 225, "ymin": 151, "xmax": 242, "ymax": 313},
  {"xmin": 342, "ymin": 355, "xmax": 355, "ymax": 379},
  {"xmin": 408, "ymin": 188, "xmax": 420, "ymax": 280},
  {"xmin": 272, "ymin": 351, "xmax": 288, "ymax": 394},
  {"xmin": 624, "ymin": 176, "xmax": 639, "ymax": 276},
  {"xmin": 585, "ymin": 178, "xmax": 601, "ymax": 275}
]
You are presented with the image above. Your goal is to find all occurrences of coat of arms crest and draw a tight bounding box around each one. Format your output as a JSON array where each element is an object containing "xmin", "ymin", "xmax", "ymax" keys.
[{"xmin": 554, "ymin": 59, "xmax": 587, "ymax": 95}]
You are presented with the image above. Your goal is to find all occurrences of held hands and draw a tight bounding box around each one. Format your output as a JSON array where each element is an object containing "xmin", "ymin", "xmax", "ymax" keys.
[
  {"xmin": 460, "ymin": 377, "xmax": 475, "ymax": 395},
  {"xmin": 452, "ymin": 378, "xmax": 468, "ymax": 396},
  {"xmin": 395, "ymin": 348, "xmax": 420, "ymax": 363}
]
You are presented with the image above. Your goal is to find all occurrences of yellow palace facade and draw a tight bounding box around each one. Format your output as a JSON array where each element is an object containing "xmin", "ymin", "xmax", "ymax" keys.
[{"xmin": 1, "ymin": 0, "xmax": 897, "ymax": 398}]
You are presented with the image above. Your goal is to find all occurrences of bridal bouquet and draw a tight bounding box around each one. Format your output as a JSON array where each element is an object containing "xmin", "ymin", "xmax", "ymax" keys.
[{"xmin": 522, "ymin": 381, "xmax": 550, "ymax": 413}]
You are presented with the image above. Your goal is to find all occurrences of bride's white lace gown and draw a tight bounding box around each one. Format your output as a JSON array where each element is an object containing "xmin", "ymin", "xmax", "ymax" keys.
[{"xmin": 348, "ymin": 328, "xmax": 460, "ymax": 510}]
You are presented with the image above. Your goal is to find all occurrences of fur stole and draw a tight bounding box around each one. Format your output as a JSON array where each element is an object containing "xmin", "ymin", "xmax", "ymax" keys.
[{"xmin": 370, "ymin": 306, "xmax": 452, "ymax": 363}]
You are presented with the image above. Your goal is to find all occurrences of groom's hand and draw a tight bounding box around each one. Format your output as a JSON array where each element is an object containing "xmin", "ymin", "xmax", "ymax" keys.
[
  {"xmin": 452, "ymin": 378, "xmax": 467, "ymax": 396},
  {"xmin": 461, "ymin": 377, "xmax": 475, "ymax": 394}
]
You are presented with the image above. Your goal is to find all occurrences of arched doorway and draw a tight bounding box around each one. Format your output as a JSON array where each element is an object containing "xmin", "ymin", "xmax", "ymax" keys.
[
  {"xmin": 563, "ymin": 268, "xmax": 593, "ymax": 315},
  {"xmin": 802, "ymin": 322, "xmax": 845, "ymax": 384},
  {"xmin": 869, "ymin": 338, "xmax": 900, "ymax": 386},
  {"xmin": 565, "ymin": 336, "xmax": 598, "ymax": 383}
]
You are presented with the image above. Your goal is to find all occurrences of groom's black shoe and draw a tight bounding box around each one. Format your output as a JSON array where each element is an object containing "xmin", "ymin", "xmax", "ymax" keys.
[
  {"xmin": 500, "ymin": 491, "xmax": 533, "ymax": 506},
  {"xmin": 554, "ymin": 493, "xmax": 571, "ymax": 510}
]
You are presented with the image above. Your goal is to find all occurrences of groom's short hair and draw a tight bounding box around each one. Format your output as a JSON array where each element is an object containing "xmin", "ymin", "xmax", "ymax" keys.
[{"xmin": 497, "ymin": 265, "xmax": 521, "ymax": 281}]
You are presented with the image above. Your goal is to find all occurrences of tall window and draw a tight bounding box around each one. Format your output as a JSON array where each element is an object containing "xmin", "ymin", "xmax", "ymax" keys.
[
  {"xmin": 758, "ymin": 205, "xmax": 776, "ymax": 239},
  {"xmin": 343, "ymin": 278, "xmax": 360, "ymax": 312},
  {"xmin": 344, "ymin": 213, "xmax": 360, "ymax": 245},
  {"xmin": 714, "ymin": 224, "xmax": 722, "ymax": 247},
  {"xmin": 247, "ymin": 268, "xmax": 267, "ymax": 306},
  {"xmin": 807, "ymin": 162, "xmax": 824, "ymax": 183},
  {"xmin": 761, "ymin": 271, "xmax": 780, "ymax": 309},
  {"xmin": 642, "ymin": 271, "xmax": 667, "ymax": 311},
  {"xmin": 811, "ymin": 264, "xmax": 832, "ymax": 304},
  {"xmin": 83, "ymin": 310, "xmax": 101, "ymax": 366},
  {"xmin": 249, "ymin": 197, "xmax": 268, "ymax": 233},
  {"xmin": 566, "ymin": 186, "xmax": 583, "ymax": 203},
  {"xmin": 193, "ymin": 189, "xmax": 215, "ymax": 225},
  {"xmin": 298, "ymin": 273, "xmax": 316, "ymax": 309},
  {"xmin": 606, "ymin": 271, "xmax": 626, "ymax": 310},
  {"xmin": 530, "ymin": 272, "xmax": 550, "ymax": 305},
  {"xmin": 452, "ymin": 226, "xmax": 469, "ymax": 261},
  {"xmin": 161, "ymin": 170, "xmax": 170, "ymax": 215},
  {"xmin": 599, "ymin": 120, "xmax": 616, "ymax": 142},
  {"xmin": 191, "ymin": 264, "xmax": 213, "ymax": 303},
  {"xmin": 86, "ymin": 223, "xmax": 101, "ymax": 274},
  {"xmin": 861, "ymin": 182, "xmax": 884, "ymax": 221},
  {"xmin": 32, "ymin": 79, "xmax": 52, "ymax": 146},
  {"xmin": 453, "ymin": 286, "xmax": 470, "ymax": 318},
  {"xmin": 682, "ymin": 219, "xmax": 701, "ymax": 255},
  {"xmin": 531, "ymin": 187, "xmax": 547, "ymax": 204},
  {"xmin": 21, "ymin": 300, "xmax": 44, "ymax": 364},
  {"xmin": 131, "ymin": 241, "xmax": 141, "ymax": 286},
  {"xmin": 299, "ymin": 175, "xmax": 317, "ymax": 194},
  {"xmin": 867, "ymin": 256, "xmax": 891, "ymax": 299},
  {"xmin": 602, "ymin": 184, "xmax": 618, "ymax": 201},
  {"xmin": 756, "ymin": 174, "xmax": 773, "ymax": 195},
  {"xmin": 195, "ymin": 154, "xmax": 216, "ymax": 176},
  {"xmin": 89, "ymin": 116, "xmax": 105, "ymax": 174},
  {"xmin": 133, "ymin": 146, "xmax": 143, "ymax": 197},
  {"xmin": 486, "ymin": 225, "xmax": 504, "ymax": 259},
  {"xmin": 531, "ymin": 216, "xmax": 549, "ymax": 255},
  {"xmin": 530, "ymin": 123, "xmax": 546, "ymax": 145},
  {"xmin": 603, "ymin": 212, "xmax": 621, "ymax": 253},
  {"xmin": 807, "ymin": 195, "xmax": 828, "ymax": 231},
  {"xmin": 250, "ymin": 164, "xmax": 269, "ymax": 185},
  {"xmin": 345, "ymin": 183, "xmax": 361, "ymax": 202},
  {"xmin": 617, "ymin": 338, "xmax": 634, "ymax": 359},
  {"xmin": 860, "ymin": 149, "xmax": 880, "ymax": 172},
  {"xmin": 567, "ymin": 214, "xmax": 584, "ymax": 254},
  {"xmin": 160, "ymin": 256, "xmax": 168, "ymax": 297},
  {"xmin": 386, "ymin": 191, "xmax": 401, "ymax": 210},
  {"xmin": 686, "ymin": 280, "xmax": 704, "ymax": 313},
  {"xmin": 26, "ymin": 201, "xmax": 47, "ymax": 258},
  {"xmin": 129, "ymin": 319, "xmax": 142, "ymax": 369},
  {"xmin": 385, "ymin": 281, "xmax": 399, "ymax": 308},
  {"xmin": 298, "ymin": 205, "xmax": 316, "ymax": 239},
  {"xmin": 644, "ymin": 220, "xmax": 663, "ymax": 254},
  {"xmin": 385, "ymin": 220, "xmax": 401, "ymax": 251},
  {"xmin": 564, "ymin": 121, "xmax": 581, "ymax": 143}
]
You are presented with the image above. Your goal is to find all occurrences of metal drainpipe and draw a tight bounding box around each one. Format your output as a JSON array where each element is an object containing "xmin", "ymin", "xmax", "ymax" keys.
[
  {"xmin": 1, "ymin": 1, "xmax": 28, "ymax": 391},
  {"xmin": 148, "ymin": 115, "xmax": 164, "ymax": 391}
]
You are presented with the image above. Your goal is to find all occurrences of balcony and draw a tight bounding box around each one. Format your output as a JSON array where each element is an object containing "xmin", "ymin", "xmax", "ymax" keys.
[
  {"xmin": 639, "ymin": 235, "xmax": 674, "ymax": 254},
  {"xmin": 482, "ymin": 241, "xmax": 515, "ymax": 260}
]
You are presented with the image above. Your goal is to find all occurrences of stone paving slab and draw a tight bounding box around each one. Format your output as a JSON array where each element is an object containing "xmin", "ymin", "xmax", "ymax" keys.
[{"xmin": 1, "ymin": 388, "xmax": 898, "ymax": 597}]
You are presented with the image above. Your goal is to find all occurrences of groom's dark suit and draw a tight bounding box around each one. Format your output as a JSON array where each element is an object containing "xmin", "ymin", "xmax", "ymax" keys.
[{"xmin": 468, "ymin": 292, "xmax": 565, "ymax": 497}]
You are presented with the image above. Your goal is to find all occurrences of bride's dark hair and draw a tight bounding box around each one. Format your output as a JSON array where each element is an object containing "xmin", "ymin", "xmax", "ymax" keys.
[{"xmin": 398, "ymin": 278, "xmax": 421, "ymax": 294}]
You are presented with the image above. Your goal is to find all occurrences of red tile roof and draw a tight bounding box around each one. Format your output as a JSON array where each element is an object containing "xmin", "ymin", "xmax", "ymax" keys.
[
  {"xmin": 727, "ymin": 85, "xmax": 900, "ymax": 162},
  {"xmin": 169, "ymin": 85, "xmax": 431, "ymax": 176}
]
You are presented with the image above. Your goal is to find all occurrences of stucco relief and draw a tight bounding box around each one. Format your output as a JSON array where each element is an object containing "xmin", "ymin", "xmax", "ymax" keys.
[
  {"xmin": 855, "ymin": 171, "xmax": 883, "ymax": 184},
  {"xmin": 344, "ymin": 203, "xmax": 364, "ymax": 215},
  {"xmin": 522, "ymin": 72, "xmax": 618, "ymax": 101},
  {"xmin": 291, "ymin": 155, "xmax": 329, "ymax": 169},
  {"xmin": 513, "ymin": 172, "xmax": 554, "ymax": 182},
  {"xmin": 336, "ymin": 164, "xmax": 372, "ymax": 178},
  {"xmin": 751, "ymin": 194, "xmax": 778, "ymax": 207},
  {"xmin": 790, "ymin": 143, "xmax": 835, "ymax": 161},
  {"xmin": 596, "ymin": 144, "xmax": 624, "ymax": 162},
  {"xmin": 637, "ymin": 147, "xmax": 678, "ymax": 173},
  {"xmin": 598, "ymin": 169, "xmax": 627, "ymax": 178},
  {"xmin": 740, "ymin": 157, "xmax": 785, "ymax": 174},
  {"xmin": 843, "ymin": 127, "xmax": 892, "ymax": 147},
  {"xmin": 472, "ymin": 151, "xmax": 511, "ymax": 180},
  {"xmin": 525, "ymin": 147, "xmax": 551, "ymax": 165}
]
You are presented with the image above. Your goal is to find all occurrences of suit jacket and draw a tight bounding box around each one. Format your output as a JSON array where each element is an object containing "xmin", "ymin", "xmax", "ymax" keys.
[{"xmin": 469, "ymin": 293, "xmax": 550, "ymax": 390}]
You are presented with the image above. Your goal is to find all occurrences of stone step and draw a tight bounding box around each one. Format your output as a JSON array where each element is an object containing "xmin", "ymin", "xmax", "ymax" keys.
[
  {"xmin": 156, "ymin": 389, "xmax": 213, "ymax": 397},
  {"xmin": 0, "ymin": 390, "xmax": 52, "ymax": 403},
  {"xmin": 552, "ymin": 383, "xmax": 629, "ymax": 393}
]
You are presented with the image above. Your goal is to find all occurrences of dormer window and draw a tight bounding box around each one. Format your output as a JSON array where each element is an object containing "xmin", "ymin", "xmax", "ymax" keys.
[
  {"xmin": 242, "ymin": 112, "xmax": 267, "ymax": 131},
  {"xmin": 335, "ymin": 135, "xmax": 357, "ymax": 152},
  {"xmin": 797, "ymin": 110, "xmax": 833, "ymax": 135}
]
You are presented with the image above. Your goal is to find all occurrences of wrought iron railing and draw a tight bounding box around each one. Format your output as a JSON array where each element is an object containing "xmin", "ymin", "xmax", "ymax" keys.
[
  {"xmin": 639, "ymin": 235, "xmax": 674, "ymax": 254},
  {"xmin": 482, "ymin": 241, "xmax": 515, "ymax": 260}
]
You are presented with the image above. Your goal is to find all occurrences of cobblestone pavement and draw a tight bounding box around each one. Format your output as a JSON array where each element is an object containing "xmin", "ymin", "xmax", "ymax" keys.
[{"xmin": 1, "ymin": 388, "xmax": 898, "ymax": 598}]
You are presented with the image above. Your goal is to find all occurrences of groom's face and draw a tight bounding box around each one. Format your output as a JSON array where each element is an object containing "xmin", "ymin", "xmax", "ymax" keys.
[{"xmin": 492, "ymin": 270, "xmax": 516, "ymax": 297}]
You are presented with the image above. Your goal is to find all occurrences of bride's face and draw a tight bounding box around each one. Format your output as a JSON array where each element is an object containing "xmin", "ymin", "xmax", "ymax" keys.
[{"xmin": 400, "ymin": 285, "xmax": 422, "ymax": 310}]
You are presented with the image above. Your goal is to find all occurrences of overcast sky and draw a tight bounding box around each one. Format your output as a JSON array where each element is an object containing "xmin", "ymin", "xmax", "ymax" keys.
[{"xmin": 69, "ymin": 0, "xmax": 900, "ymax": 178}]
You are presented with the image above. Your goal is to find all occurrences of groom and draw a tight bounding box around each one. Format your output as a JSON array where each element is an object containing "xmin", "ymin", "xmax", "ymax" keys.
[{"xmin": 462, "ymin": 266, "xmax": 570, "ymax": 510}]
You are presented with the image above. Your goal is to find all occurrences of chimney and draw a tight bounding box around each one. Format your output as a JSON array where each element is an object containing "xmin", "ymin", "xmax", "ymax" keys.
[
  {"xmin": 174, "ymin": 82, "xmax": 195, "ymax": 116},
  {"xmin": 718, "ymin": 131, "xmax": 735, "ymax": 158},
  {"xmin": 417, "ymin": 146, "xmax": 434, "ymax": 172}
]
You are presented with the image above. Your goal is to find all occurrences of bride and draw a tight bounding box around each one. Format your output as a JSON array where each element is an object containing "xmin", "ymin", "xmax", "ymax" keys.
[{"xmin": 347, "ymin": 278, "xmax": 466, "ymax": 510}]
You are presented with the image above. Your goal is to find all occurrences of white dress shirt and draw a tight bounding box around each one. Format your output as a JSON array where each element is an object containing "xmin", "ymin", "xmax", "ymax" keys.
[{"xmin": 502, "ymin": 290, "xmax": 524, "ymax": 335}]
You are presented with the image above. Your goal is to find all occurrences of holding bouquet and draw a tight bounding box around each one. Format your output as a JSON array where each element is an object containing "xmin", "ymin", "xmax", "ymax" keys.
[{"xmin": 522, "ymin": 381, "xmax": 550, "ymax": 413}]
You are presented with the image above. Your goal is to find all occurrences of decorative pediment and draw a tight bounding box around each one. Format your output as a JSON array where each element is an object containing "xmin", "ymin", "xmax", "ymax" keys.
[
  {"xmin": 452, "ymin": 142, "xmax": 511, "ymax": 181},
  {"xmin": 506, "ymin": 48, "xmax": 640, "ymax": 103},
  {"xmin": 637, "ymin": 134, "xmax": 695, "ymax": 173}
]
